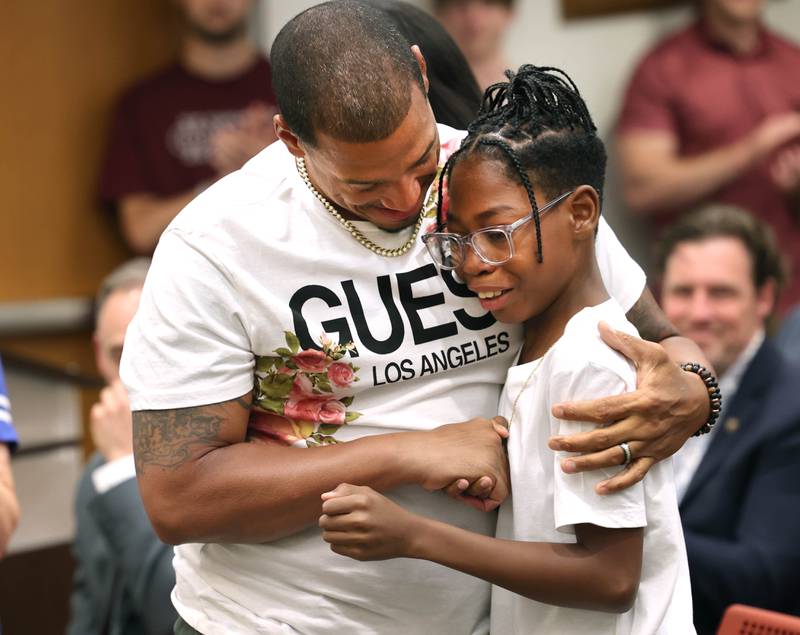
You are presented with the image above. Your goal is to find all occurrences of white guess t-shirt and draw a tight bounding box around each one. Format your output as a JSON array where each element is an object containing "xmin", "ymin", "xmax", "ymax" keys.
[
  {"xmin": 491, "ymin": 300, "xmax": 693, "ymax": 635},
  {"xmin": 121, "ymin": 125, "xmax": 646, "ymax": 635}
]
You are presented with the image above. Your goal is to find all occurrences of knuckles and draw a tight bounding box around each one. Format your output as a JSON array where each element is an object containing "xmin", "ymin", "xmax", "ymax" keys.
[{"xmin": 592, "ymin": 430, "xmax": 611, "ymax": 449}]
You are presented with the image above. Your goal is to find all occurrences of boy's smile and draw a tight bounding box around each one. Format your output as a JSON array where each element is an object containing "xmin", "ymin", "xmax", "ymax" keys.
[{"xmin": 473, "ymin": 287, "xmax": 513, "ymax": 312}]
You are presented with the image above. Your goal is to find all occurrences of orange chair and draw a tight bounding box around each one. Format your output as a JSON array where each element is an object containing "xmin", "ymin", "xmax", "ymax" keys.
[{"xmin": 717, "ymin": 604, "xmax": 800, "ymax": 635}]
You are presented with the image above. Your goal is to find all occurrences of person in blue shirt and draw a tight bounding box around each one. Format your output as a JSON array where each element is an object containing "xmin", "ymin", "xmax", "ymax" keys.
[{"xmin": 0, "ymin": 356, "xmax": 20, "ymax": 558}]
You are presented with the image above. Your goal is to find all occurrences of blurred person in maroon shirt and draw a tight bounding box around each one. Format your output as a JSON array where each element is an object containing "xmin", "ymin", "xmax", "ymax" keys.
[
  {"xmin": 100, "ymin": 0, "xmax": 278, "ymax": 255},
  {"xmin": 616, "ymin": 0, "xmax": 800, "ymax": 315},
  {"xmin": 434, "ymin": 0, "xmax": 514, "ymax": 90}
]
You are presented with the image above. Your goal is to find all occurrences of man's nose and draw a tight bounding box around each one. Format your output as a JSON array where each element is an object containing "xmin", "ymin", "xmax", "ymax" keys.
[
  {"xmin": 382, "ymin": 177, "xmax": 421, "ymax": 212},
  {"xmin": 688, "ymin": 290, "xmax": 714, "ymax": 322}
]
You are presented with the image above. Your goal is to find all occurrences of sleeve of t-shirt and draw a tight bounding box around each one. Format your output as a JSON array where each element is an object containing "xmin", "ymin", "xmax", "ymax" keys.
[
  {"xmin": 595, "ymin": 217, "xmax": 646, "ymax": 313},
  {"xmin": 616, "ymin": 52, "xmax": 679, "ymax": 136},
  {"xmin": 120, "ymin": 229, "xmax": 255, "ymax": 411},
  {"xmin": 550, "ymin": 361, "xmax": 646, "ymax": 532},
  {"xmin": 99, "ymin": 92, "xmax": 154, "ymax": 206},
  {"xmin": 0, "ymin": 358, "xmax": 18, "ymax": 453}
]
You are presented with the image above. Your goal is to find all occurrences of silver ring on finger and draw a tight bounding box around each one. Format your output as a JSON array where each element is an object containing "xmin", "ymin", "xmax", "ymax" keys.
[{"xmin": 619, "ymin": 442, "xmax": 633, "ymax": 466}]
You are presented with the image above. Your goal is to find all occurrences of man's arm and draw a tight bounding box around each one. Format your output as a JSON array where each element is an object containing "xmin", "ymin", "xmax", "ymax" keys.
[
  {"xmin": 118, "ymin": 191, "xmax": 200, "ymax": 255},
  {"xmin": 617, "ymin": 112, "xmax": 800, "ymax": 215},
  {"xmin": 549, "ymin": 289, "xmax": 711, "ymax": 493},
  {"xmin": 117, "ymin": 106, "xmax": 277, "ymax": 254},
  {"xmin": 0, "ymin": 443, "xmax": 19, "ymax": 557},
  {"xmin": 134, "ymin": 392, "xmax": 509, "ymax": 545}
]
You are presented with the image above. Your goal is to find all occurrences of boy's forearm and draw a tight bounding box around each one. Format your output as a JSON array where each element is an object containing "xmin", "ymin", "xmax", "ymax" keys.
[{"xmin": 408, "ymin": 517, "xmax": 639, "ymax": 613}]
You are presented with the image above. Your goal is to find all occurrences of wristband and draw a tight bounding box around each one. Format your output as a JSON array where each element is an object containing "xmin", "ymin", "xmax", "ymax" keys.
[{"xmin": 679, "ymin": 363, "xmax": 722, "ymax": 436}]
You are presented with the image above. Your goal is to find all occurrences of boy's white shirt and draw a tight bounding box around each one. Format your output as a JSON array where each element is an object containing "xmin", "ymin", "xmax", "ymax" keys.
[
  {"xmin": 492, "ymin": 299, "xmax": 694, "ymax": 635},
  {"xmin": 121, "ymin": 125, "xmax": 647, "ymax": 634}
]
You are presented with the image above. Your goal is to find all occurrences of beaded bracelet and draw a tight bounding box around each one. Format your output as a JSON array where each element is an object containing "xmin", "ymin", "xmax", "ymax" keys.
[{"xmin": 680, "ymin": 363, "xmax": 722, "ymax": 436}]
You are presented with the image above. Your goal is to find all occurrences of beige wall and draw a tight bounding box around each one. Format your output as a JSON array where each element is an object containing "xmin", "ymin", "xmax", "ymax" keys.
[
  {"xmin": 502, "ymin": 1, "xmax": 800, "ymax": 263},
  {"xmin": 257, "ymin": 0, "xmax": 800, "ymax": 264},
  {"xmin": 259, "ymin": 1, "xmax": 798, "ymax": 135}
]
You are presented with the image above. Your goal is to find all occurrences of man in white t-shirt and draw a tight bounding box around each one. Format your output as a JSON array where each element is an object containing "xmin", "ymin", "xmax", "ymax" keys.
[{"xmin": 122, "ymin": 2, "xmax": 713, "ymax": 633}]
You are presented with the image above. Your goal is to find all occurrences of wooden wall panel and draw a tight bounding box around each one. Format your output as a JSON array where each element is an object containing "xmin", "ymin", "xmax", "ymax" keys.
[
  {"xmin": 0, "ymin": 5, "xmax": 179, "ymax": 631},
  {"xmin": 0, "ymin": 0, "xmax": 178, "ymax": 303}
]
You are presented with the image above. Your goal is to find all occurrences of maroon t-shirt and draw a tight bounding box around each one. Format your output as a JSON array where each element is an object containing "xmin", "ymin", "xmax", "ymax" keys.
[
  {"xmin": 617, "ymin": 21, "xmax": 800, "ymax": 313},
  {"xmin": 100, "ymin": 55, "xmax": 276, "ymax": 204}
]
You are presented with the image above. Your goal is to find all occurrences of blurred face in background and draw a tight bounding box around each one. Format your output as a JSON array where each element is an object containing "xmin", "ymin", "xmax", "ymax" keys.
[
  {"xmin": 660, "ymin": 237, "xmax": 774, "ymax": 376},
  {"xmin": 178, "ymin": 0, "xmax": 252, "ymax": 44},
  {"xmin": 702, "ymin": 0, "xmax": 765, "ymax": 25},
  {"xmin": 94, "ymin": 287, "xmax": 142, "ymax": 385},
  {"xmin": 436, "ymin": 0, "xmax": 513, "ymax": 63}
]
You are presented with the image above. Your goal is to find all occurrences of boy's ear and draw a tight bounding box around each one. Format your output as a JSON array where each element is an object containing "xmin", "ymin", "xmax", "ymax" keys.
[{"xmin": 568, "ymin": 185, "xmax": 600, "ymax": 239}]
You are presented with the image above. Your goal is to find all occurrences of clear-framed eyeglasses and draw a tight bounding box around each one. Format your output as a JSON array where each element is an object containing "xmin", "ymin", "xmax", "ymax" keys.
[{"xmin": 422, "ymin": 190, "xmax": 574, "ymax": 270}]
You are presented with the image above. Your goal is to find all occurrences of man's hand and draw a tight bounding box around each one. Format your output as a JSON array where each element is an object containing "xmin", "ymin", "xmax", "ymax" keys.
[
  {"xmin": 548, "ymin": 322, "xmax": 708, "ymax": 494},
  {"xmin": 0, "ymin": 444, "xmax": 19, "ymax": 558},
  {"xmin": 751, "ymin": 112, "xmax": 800, "ymax": 162},
  {"xmin": 410, "ymin": 417, "xmax": 510, "ymax": 511},
  {"xmin": 320, "ymin": 483, "xmax": 422, "ymax": 561},
  {"xmin": 90, "ymin": 379, "xmax": 134, "ymax": 462},
  {"xmin": 210, "ymin": 103, "xmax": 277, "ymax": 177},
  {"xmin": 771, "ymin": 144, "xmax": 800, "ymax": 218}
]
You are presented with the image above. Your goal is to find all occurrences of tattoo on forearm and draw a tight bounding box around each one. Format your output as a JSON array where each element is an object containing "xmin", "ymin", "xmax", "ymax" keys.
[
  {"xmin": 626, "ymin": 289, "xmax": 679, "ymax": 343},
  {"xmin": 133, "ymin": 394, "xmax": 252, "ymax": 475}
]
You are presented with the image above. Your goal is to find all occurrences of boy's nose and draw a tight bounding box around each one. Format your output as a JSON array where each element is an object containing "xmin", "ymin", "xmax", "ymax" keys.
[{"xmin": 460, "ymin": 244, "xmax": 496, "ymax": 277}]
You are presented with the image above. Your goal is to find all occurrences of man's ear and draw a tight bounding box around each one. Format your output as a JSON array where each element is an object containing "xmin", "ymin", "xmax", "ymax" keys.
[
  {"xmin": 568, "ymin": 185, "xmax": 601, "ymax": 240},
  {"xmin": 756, "ymin": 277, "xmax": 777, "ymax": 321},
  {"xmin": 411, "ymin": 44, "xmax": 430, "ymax": 94},
  {"xmin": 274, "ymin": 113, "xmax": 306, "ymax": 158}
]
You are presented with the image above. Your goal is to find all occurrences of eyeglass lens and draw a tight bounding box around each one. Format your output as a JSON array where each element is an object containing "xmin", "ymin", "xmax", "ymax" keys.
[{"xmin": 426, "ymin": 229, "xmax": 512, "ymax": 269}]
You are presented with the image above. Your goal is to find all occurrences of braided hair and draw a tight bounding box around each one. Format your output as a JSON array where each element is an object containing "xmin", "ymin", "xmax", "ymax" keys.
[{"xmin": 436, "ymin": 65, "xmax": 606, "ymax": 262}]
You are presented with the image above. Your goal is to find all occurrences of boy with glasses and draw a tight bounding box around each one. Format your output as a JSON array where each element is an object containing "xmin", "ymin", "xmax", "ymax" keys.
[{"xmin": 322, "ymin": 65, "xmax": 695, "ymax": 634}]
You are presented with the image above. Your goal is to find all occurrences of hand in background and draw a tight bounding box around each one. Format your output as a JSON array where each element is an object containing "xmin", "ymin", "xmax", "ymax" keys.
[
  {"xmin": 771, "ymin": 145, "xmax": 800, "ymax": 218},
  {"xmin": 209, "ymin": 102, "xmax": 278, "ymax": 177},
  {"xmin": 90, "ymin": 379, "xmax": 133, "ymax": 462},
  {"xmin": 750, "ymin": 112, "xmax": 800, "ymax": 162},
  {"xmin": 320, "ymin": 483, "xmax": 421, "ymax": 561}
]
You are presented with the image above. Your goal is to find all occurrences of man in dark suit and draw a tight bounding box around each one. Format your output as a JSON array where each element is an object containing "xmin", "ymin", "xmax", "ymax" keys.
[
  {"xmin": 658, "ymin": 205, "xmax": 800, "ymax": 635},
  {"xmin": 68, "ymin": 258, "xmax": 177, "ymax": 635}
]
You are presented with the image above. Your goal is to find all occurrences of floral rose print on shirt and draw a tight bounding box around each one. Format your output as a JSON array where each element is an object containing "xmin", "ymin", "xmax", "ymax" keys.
[{"xmin": 248, "ymin": 331, "xmax": 361, "ymax": 447}]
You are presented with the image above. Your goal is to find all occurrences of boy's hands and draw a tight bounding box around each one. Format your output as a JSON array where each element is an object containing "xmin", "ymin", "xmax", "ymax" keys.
[
  {"xmin": 320, "ymin": 484, "xmax": 422, "ymax": 561},
  {"xmin": 548, "ymin": 322, "xmax": 708, "ymax": 494}
]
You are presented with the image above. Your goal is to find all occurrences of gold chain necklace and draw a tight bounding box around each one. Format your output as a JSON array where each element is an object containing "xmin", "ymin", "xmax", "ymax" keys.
[
  {"xmin": 508, "ymin": 348, "xmax": 551, "ymax": 427},
  {"xmin": 295, "ymin": 157, "xmax": 428, "ymax": 258}
]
